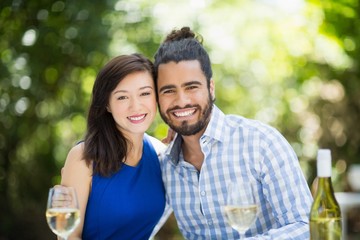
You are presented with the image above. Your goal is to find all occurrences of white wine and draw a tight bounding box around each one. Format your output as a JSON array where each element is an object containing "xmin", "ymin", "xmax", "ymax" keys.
[
  {"xmin": 310, "ymin": 149, "xmax": 342, "ymax": 240},
  {"xmin": 224, "ymin": 204, "xmax": 257, "ymax": 233},
  {"xmin": 310, "ymin": 217, "xmax": 342, "ymax": 240},
  {"xmin": 46, "ymin": 207, "xmax": 80, "ymax": 238}
]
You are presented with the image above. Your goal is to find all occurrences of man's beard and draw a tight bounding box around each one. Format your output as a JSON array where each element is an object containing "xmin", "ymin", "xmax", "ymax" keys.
[{"xmin": 159, "ymin": 94, "xmax": 213, "ymax": 136}]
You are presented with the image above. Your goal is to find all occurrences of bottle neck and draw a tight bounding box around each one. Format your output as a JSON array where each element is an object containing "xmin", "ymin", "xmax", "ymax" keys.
[{"xmin": 316, "ymin": 177, "xmax": 335, "ymax": 195}]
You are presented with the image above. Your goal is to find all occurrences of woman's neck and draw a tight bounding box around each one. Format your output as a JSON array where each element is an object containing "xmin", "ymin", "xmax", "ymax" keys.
[{"xmin": 124, "ymin": 133, "xmax": 144, "ymax": 166}]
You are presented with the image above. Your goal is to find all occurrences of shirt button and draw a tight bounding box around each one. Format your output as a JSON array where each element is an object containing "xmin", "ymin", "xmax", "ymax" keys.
[
  {"xmin": 200, "ymin": 190, "xmax": 206, "ymax": 196},
  {"xmin": 207, "ymin": 220, "xmax": 213, "ymax": 225}
]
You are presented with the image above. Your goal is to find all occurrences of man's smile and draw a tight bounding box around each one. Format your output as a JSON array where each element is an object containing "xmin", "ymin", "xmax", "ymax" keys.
[{"xmin": 171, "ymin": 108, "xmax": 197, "ymax": 118}]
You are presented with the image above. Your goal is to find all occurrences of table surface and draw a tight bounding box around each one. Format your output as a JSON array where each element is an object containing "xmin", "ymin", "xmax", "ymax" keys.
[
  {"xmin": 335, "ymin": 192, "xmax": 360, "ymax": 209},
  {"xmin": 334, "ymin": 192, "xmax": 360, "ymax": 240}
]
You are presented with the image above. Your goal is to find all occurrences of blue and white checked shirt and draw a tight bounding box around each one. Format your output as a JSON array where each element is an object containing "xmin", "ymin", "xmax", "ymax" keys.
[{"xmin": 160, "ymin": 105, "xmax": 313, "ymax": 239}]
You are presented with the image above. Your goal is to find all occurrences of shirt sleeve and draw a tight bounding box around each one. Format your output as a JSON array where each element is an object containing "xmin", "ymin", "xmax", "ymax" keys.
[{"xmin": 251, "ymin": 128, "xmax": 313, "ymax": 239}]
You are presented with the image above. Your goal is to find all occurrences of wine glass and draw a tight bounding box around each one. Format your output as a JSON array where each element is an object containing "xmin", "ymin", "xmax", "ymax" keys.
[
  {"xmin": 224, "ymin": 181, "xmax": 258, "ymax": 236},
  {"xmin": 46, "ymin": 186, "xmax": 80, "ymax": 240}
]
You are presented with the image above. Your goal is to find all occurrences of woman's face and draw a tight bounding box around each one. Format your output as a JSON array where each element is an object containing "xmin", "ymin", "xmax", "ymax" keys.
[{"xmin": 107, "ymin": 71, "xmax": 156, "ymax": 138}]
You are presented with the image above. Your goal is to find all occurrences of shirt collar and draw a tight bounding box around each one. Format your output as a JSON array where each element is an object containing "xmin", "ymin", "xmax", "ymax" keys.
[
  {"xmin": 202, "ymin": 105, "xmax": 225, "ymax": 142},
  {"xmin": 165, "ymin": 105, "xmax": 226, "ymax": 165}
]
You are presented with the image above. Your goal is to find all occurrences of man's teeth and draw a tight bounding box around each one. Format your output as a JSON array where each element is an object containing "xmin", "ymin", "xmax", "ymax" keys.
[
  {"xmin": 174, "ymin": 110, "xmax": 195, "ymax": 117},
  {"xmin": 129, "ymin": 115, "xmax": 145, "ymax": 121}
]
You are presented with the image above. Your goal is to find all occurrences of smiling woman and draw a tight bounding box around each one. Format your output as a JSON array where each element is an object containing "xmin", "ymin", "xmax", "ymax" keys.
[
  {"xmin": 107, "ymin": 71, "xmax": 156, "ymax": 138},
  {"xmin": 57, "ymin": 53, "xmax": 170, "ymax": 240}
]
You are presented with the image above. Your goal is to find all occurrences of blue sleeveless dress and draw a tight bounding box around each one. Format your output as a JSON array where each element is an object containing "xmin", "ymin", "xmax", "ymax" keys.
[{"xmin": 82, "ymin": 135, "xmax": 166, "ymax": 240}]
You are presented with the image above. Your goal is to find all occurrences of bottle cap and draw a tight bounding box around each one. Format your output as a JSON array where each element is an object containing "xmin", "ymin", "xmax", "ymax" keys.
[{"xmin": 317, "ymin": 149, "xmax": 332, "ymax": 177}]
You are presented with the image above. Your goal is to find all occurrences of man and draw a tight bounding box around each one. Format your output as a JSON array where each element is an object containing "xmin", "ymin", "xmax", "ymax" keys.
[{"xmin": 154, "ymin": 27, "xmax": 313, "ymax": 239}]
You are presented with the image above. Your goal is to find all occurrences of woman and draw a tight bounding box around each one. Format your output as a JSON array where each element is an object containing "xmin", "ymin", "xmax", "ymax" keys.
[{"xmin": 60, "ymin": 53, "xmax": 168, "ymax": 239}]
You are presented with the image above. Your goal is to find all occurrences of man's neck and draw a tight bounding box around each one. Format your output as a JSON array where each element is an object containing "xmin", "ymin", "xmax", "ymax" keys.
[
  {"xmin": 181, "ymin": 130, "xmax": 205, "ymax": 171},
  {"xmin": 179, "ymin": 108, "xmax": 213, "ymax": 171}
]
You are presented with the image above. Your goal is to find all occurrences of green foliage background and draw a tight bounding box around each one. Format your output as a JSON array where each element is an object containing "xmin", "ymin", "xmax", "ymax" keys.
[{"xmin": 0, "ymin": 0, "xmax": 359, "ymax": 239}]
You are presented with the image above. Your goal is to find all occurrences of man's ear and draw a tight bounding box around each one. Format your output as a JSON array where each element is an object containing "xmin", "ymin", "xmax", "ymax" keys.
[{"xmin": 210, "ymin": 79, "xmax": 215, "ymax": 101}]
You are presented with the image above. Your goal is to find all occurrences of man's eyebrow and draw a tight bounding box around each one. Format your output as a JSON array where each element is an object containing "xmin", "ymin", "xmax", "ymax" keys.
[
  {"xmin": 159, "ymin": 84, "xmax": 176, "ymax": 93},
  {"xmin": 159, "ymin": 81, "xmax": 203, "ymax": 93},
  {"xmin": 182, "ymin": 81, "xmax": 202, "ymax": 87}
]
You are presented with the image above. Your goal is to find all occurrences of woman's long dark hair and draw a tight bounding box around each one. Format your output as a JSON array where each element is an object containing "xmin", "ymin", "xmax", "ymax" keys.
[{"xmin": 83, "ymin": 53, "xmax": 155, "ymax": 177}]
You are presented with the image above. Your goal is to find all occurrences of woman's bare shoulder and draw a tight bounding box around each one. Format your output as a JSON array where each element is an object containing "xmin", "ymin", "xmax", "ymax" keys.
[
  {"xmin": 67, "ymin": 142, "xmax": 85, "ymax": 159},
  {"xmin": 62, "ymin": 142, "xmax": 91, "ymax": 176}
]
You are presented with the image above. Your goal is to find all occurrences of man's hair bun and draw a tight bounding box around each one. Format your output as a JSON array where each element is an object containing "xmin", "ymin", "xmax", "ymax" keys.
[{"xmin": 164, "ymin": 26, "xmax": 202, "ymax": 43}]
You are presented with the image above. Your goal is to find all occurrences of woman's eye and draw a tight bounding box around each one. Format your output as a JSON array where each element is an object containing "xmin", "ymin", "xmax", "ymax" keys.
[
  {"xmin": 141, "ymin": 91, "xmax": 151, "ymax": 96},
  {"xmin": 117, "ymin": 96, "xmax": 127, "ymax": 100}
]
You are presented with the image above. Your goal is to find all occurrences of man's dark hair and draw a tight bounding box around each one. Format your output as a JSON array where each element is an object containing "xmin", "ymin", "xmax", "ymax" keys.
[{"xmin": 154, "ymin": 27, "xmax": 213, "ymax": 87}]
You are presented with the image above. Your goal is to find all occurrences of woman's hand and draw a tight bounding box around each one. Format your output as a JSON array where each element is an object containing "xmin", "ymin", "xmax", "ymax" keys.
[{"xmin": 161, "ymin": 128, "xmax": 176, "ymax": 144}]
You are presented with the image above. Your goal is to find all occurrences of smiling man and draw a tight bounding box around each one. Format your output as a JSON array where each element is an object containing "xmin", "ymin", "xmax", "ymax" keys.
[
  {"xmin": 157, "ymin": 60, "xmax": 214, "ymax": 137},
  {"xmin": 153, "ymin": 27, "xmax": 313, "ymax": 239}
]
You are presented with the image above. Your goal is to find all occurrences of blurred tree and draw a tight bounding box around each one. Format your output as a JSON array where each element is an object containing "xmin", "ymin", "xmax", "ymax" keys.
[
  {"xmin": 0, "ymin": 1, "xmax": 110, "ymax": 238},
  {"xmin": 0, "ymin": 0, "xmax": 159, "ymax": 239},
  {"xmin": 309, "ymin": 0, "xmax": 360, "ymax": 187}
]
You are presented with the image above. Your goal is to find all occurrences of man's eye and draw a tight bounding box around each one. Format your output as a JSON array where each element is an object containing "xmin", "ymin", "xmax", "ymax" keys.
[
  {"xmin": 187, "ymin": 85, "xmax": 198, "ymax": 90},
  {"xmin": 162, "ymin": 89, "xmax": 174, "ymax": 94}
]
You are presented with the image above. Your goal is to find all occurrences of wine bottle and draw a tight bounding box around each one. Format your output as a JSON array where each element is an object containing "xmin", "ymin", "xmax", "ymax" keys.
[{"xmin": 310, "ymin": 149, "xmax": 342, "ymax": 240}]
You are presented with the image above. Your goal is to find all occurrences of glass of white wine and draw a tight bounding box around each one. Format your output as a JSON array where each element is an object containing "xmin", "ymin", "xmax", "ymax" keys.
[
  {"xmin": 46, "ymin": 186, "xmax": 80, "ymax": 240},
  {"xmin": 224, "ymin": 181, "xmax": 258, "ymax": 237}
]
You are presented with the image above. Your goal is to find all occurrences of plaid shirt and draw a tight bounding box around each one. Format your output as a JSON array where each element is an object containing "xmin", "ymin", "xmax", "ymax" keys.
[{"xmin": 160, "ymin": 105, "xmax": 312, "ymax": 239}]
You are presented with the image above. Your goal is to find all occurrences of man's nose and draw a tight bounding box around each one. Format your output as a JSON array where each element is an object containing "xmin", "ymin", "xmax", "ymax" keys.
[{"xmin": 174, "ymin": 91, "xmax": 190, "ymax": 106}]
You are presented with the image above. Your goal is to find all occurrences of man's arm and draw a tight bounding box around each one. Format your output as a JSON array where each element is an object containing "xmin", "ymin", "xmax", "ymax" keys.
[{"xmin": 250, "ymin": 130, "xmax": 313, "ymax": 239}]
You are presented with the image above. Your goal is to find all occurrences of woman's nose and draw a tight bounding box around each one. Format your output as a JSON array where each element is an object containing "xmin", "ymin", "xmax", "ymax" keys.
[{"xmin": 129, "ymin": 96, "xmax": 141, "ymax": 110}]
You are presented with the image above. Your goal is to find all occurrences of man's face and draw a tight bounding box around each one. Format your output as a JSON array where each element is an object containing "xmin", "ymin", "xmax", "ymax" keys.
[{"xmin": 157, "ymin": 60, "xmax": 214, "ymax": 136}]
